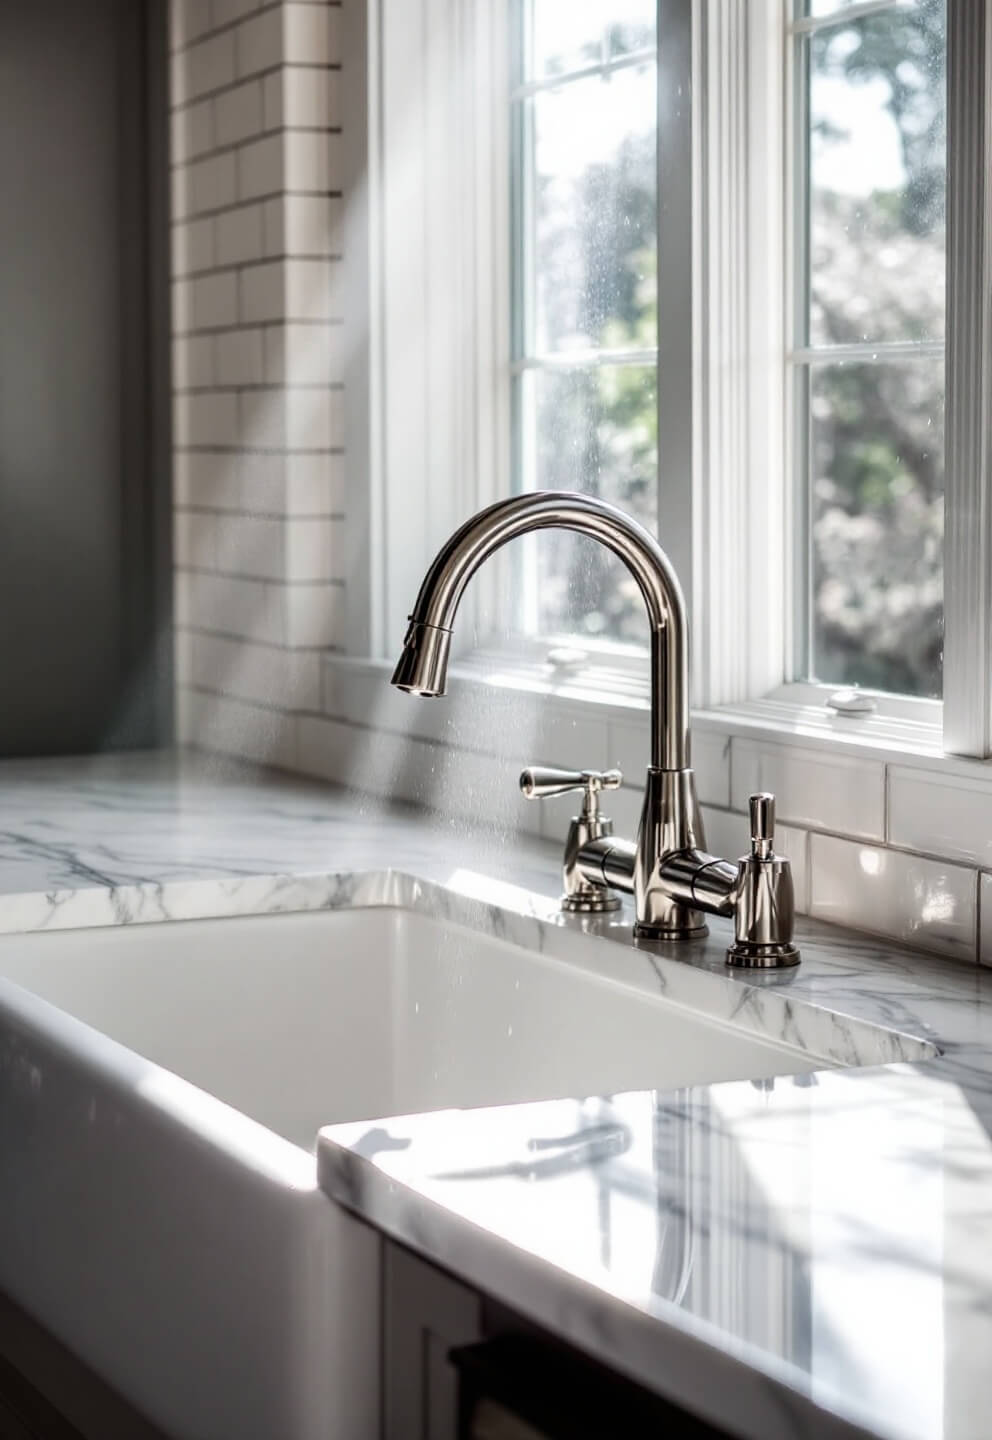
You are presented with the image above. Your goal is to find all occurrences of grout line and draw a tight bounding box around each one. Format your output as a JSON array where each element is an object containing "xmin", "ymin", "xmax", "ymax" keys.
[
  {"xmin": 173, "ymin": 319, "xmax": 344, "ymax": 335},
  {"xmin": 171, "ymin": 125, "xmax": 344, "ymax": 173},
  {"xmin": 173, "ymin": 444, "xmax": 346, "ymax": 454},
  {"xmin": 174, "ymin": 2, "xmax": 342, "ymax": 58},
  {"xmin": 177, "ymin": 254, "xmax": 345, "ymax": 280},
  {"xmin": 181, "ymin": 682, "xmax": 329, "ymax": 720},
  {"xmin": 175, "ymin": 563, "xmax": 347, "ymax": 588},
  {"xmin": 172, "ymin": 195, "xmax": 343, "ymax": 230},
  {"xmin": 173, "ymin": 64, "xmax": 344, "ymax": 111},
  {"xmin": 176, "ymin": 382, "xmax": 346, "ymax": 394},
  {"xmin": 176, "ymin": 503, "xmax": 347, "ymax": 521},
  {"xmin": 177, "ymin": 622, "xmax": 341, "ymax": 654},
  {"xmin": 172, "ymin": 190, "xmax": 343, "ymax": 223}
]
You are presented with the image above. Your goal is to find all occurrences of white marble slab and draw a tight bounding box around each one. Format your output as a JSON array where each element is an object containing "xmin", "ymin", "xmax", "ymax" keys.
[{"xmin": 6, "ymin": 749, "xmax": 992, "ymax": 1440}]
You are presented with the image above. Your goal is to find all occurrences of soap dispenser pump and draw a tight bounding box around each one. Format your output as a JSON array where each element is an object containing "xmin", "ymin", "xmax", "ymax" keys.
[{"xmin": 726, "ymin": 793, "xmax": 801, "ymax": 968}]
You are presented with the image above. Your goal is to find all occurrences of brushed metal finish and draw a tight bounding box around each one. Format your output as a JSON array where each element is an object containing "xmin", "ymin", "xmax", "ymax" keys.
[{"xmin": 391, "ymin": 492, "xmax": 800, "ymax": 964}]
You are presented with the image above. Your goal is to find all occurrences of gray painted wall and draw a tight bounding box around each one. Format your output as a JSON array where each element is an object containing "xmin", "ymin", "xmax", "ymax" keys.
[{"xmin": 0, "ymin": 0, "xmax": 170, "ymax": 756}]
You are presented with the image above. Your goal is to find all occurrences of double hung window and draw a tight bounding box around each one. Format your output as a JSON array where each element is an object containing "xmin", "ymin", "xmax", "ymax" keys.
[{"xmin": 507, "ymin": 0, "xmax": 949, "ymax": 713}]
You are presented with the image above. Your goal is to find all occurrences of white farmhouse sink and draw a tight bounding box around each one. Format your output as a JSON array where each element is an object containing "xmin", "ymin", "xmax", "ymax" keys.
[{"xmin": 0, "ymin": 879, "xmax": 932, "ymax": 1440}]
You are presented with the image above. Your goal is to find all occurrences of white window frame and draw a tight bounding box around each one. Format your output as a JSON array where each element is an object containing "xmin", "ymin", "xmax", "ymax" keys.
[{"xmin": 346, "ymin": 0, "xmax": 992, "ymax": 770}]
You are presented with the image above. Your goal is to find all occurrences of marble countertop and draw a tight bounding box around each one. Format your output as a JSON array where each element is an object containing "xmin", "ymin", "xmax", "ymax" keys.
[{"xmin": 4, "ymin": 749, "xmax": 992, "ymax": 1440}]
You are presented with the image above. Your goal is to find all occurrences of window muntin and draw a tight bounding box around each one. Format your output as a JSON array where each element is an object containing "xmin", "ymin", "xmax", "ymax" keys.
[
  {"xmin": 792, "ymin": 0, "xmax": 946, "ymax": 698},
  {"xmin": 511, "ymin": 1, "xmax": 657, "ymax": 645}
]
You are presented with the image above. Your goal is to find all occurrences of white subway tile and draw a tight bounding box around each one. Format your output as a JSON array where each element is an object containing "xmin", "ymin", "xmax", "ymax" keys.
[
  {"xmin": 240, "ymin": 260, "xmax": 284, "ymax": 321},
  {"xmin": 731, "ymin": 739, "xmax": 885, "ymax": 841},
  {"xmin": 172, "ymin": 216, "xmax": 214, "ymax": 276},
  {"xmin": 286, "ymin": 582, "xmax": 344, "ymax": 647},
  {"xmin": 170, "ymin": 0, "xmax": 214, "ymax": 51},
  {"xmin": 191, "ymin": 272, "xmax": 238, "ymax": 328},
  {"xmin": 285, "ymin": 131, "xmax": 343, "ymax": 192},
  {"xmin": 170, "ymin": 50, "xmax": 189, "ymax": 108},
  {"xmin": 173, "ymin": 624, "xmax": 195, "ymax": 685},
  {"xmin": 283, "ymin": 194, "xmax": 343, "ymax": 256},
  {"xmin": 173, "ymin": 334, "xmax": 214, "ymax": 389},
  {"xmin": 238, "ymin": 133, "xmax": 284, "ymax": 199},
  {"xmin": 286, "ymin": 518, "xmax": 340, "ymax": 581},
  {"xmin": 174, "ymin": 510, "xmax": 218, "ymax": 569},
  {"xmin": 178, "ymin": 570, "xmax": 287, "ymax": 644},
  {"xmin": 888, "ymin": 766, "xmax": 992, "ymax": 868},
  {"xmin": 285, "ymin": 259, "xmax": 343, "ymax": 320},
  {"xmin": 212, "ymin": 0, "xmax": 261, "ymax": 29},
  {"xmin": 285, "ymin": 387, "xmax": 344, "ymax": 449},
  {"xmin": 215, "ymin": 79, "xmax": 264, "ymax": 146},
  {"xmin": 216, "ymin": 328, "xmax": 265, "ymax": 386},
  {"xmin": 171, "ymin": 98, "xmax": 213, "ymax": 164},
  {"xmin": 181, "ymin": 688, "xmax": 299, "ymax": 770},
  {"xmin": 172, "ymin": 278, "xmax": 193, "ymax": 332},
  {"xmin": 215, "ymin": 203, "xmax": 264, "ymax": 265},
  {"xmin": 187, "ymin": 31, "xmax": 236, "ymax": 98},
  {"xmin": 190, "ymin": 633, "xmax": 321, "ymax": 711},
  {"xmin": 236, "ymin": 8, "xmax": 283, "ymax": 78},
  {"xmin": 810, "ymin": 833, "xmax": 977, "ymax": 961},
  {"xmin": 262, "ymin": 325, "xmax": 286, "ymax": 384},
  {"xmin": 261, "ymin": 71, "xmax": 284, "ymax": 131},
  {"xmin": 284, "ymin": 4, "xmax": 340, "ymax": 63},
  {"xmin": 296, "ymin": 716, "xmax": 533, "ymax": 829},
  {"xmin": 190, "ymin": 151, "xmax": 237, "ymax": 213},
  {"xmin": 239, "ymin": 387, "xmax": 286, "ymax": 449},
  {"xmin": 286, "ymin": 453, "xmax": 345, "ymax": 515},
  {"xmin": 262, "ymin": 197, "xmax": 284, "ymax": 255},
  {"xmin": 180, "ymin": 391, "xmax": 240, "ymax": 447},
  {"xmin": 171, "ymin": 166, "xmax": 192, "ymax": 223},
  {"xmin": 277, "ymin": 66, "xmax": 340, "ymax": 129},
  {"xmin": 214, "ymin": 514, "xmax": 287, "ymax": 580}
]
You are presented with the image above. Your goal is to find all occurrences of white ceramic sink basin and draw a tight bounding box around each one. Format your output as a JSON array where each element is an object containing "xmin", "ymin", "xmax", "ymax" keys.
[
  {"xmin": 0, "ymin": 909, "xmax": 830, "ymax": 1142},
  {"xmin": 0, "ymin": 878, "xmax": 932, "ymax": 1439}
]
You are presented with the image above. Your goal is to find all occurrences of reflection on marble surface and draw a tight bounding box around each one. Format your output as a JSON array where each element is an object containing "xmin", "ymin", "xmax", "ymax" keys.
[{"xmin": 321, "ymin": 1065, "xmax": 992, "ymax": 1440}]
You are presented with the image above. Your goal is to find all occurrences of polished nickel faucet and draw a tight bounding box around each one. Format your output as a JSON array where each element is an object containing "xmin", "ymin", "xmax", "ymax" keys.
[{"xmin": 391, "ymin": 491, "xmax": 799, "ymax": 967}]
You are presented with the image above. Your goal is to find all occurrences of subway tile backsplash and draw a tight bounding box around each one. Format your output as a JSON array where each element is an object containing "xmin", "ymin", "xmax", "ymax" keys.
[{"xmin": 810, "ymin": 832, "xmax": 978, "ymax": 963}]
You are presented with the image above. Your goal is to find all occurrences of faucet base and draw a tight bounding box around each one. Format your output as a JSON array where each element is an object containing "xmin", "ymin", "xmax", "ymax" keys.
[
  {"xmin": 634, "ymin": 918, "xmax": 709, "ymax": 942},
  {"xmin": 726, "ymin": 940, "xmax": 801, "ymax": 969},
  {"xmin": 562, "ymin": 893, "xmax": 622, "ymax": 915}
]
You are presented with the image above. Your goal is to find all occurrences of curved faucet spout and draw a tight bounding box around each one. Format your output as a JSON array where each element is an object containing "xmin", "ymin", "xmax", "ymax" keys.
[{"xmin": 390, "ymin": 491, "xmax": 690, "ymax": 770}]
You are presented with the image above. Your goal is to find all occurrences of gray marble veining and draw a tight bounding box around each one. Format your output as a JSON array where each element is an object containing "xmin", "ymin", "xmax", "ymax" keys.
[{"xmin": 4, "ymin": 750, "xmax": 992, "ymax": 1439}]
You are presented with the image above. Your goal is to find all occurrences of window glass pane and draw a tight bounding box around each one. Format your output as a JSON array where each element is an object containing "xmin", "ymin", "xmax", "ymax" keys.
[
  {"xmin": 521, "ymin": 365, "xmax": 656, "ymax": 641},
  {"xmin": 530, "ymin": 0, "xmax": 655, "ymax": 80},
  {"xmin": 807, "ymin": 2, "xmax": 945, "ymax": 345},
  {"xmin": 810, "ymin": 358, "xmax": 944, "ymax": 698},
  {"xmin": 529, "ymin": 64, "xmax": 656, "ymax": 353}
]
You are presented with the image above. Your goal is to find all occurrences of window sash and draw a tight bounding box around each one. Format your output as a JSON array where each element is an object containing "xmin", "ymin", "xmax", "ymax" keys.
[{"xmin": 786, "ymin": 0, "xmax": 947, "ymax": 704}]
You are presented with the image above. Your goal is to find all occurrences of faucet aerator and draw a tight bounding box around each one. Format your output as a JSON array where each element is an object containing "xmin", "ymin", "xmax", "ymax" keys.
[{"xmin": 390, "ymin": 621, "xmax": 451, "ymax": 698}]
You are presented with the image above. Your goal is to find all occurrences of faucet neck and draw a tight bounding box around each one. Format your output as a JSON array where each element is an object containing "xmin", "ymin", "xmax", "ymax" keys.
[{"xmin": 404, "ymin": 492, "xmax": 690, "ymax": 770}]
